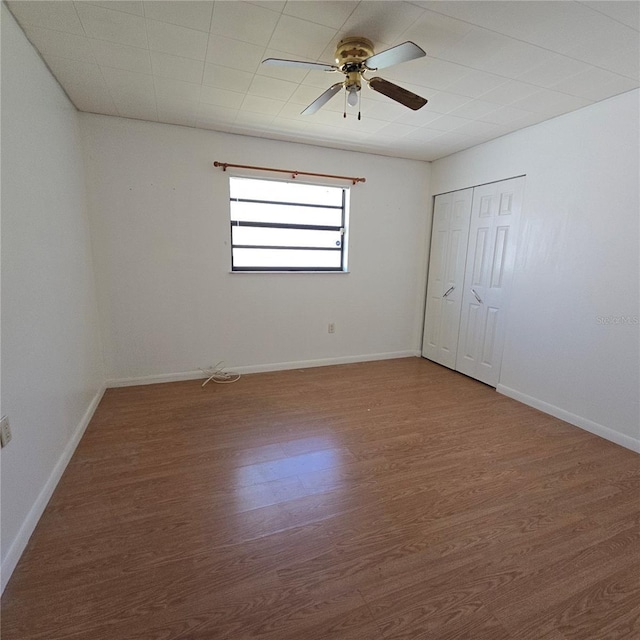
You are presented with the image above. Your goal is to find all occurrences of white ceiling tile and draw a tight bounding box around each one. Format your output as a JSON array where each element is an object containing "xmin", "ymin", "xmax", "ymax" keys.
[
  {"xmin": 580, "ymin": 1, "xmax": 640, "ymax": 30},
  {"xmin": 7, "ymin": 1, "xmax": 84, "ymax": 34},
  {"xmin": 90, "ymin": 39, "xmax": 151, "ymax": 74},
  {"xmin": 569, "ymin": 75, "xmax": 639, "ymax": 102},
  {"xmin": 114, "ymin": 98, "xmax": 158, "ymax": 121},
  {"xmin": 283, "ymin": 1, "xmax": 358, "ymax": 30},
  {"xmin": 358, "ymin": 97, "xmax": 411, "ymax": 122},
  {"xmin": 409, "ymin": 126, "xmax": 446, "ymax": 142},
  {"xmin": 143, "ymin": 1, "xmax": 213, "ymax": 32},
  {"xmin": 385, "ymin": 56, "xmax": 468, "ymax": 91},
  {"xmin": 566, "ymin": 27, "xmax": 640, "ymax": 79},
  {"xmin": 197, "ymin": 103, "xmax": 238, "ymax": 126},
  {"xmin": 154, "ymin": 77, "xmax": 201, "ymax": 103},
  {"xmin": 211, "ymin": 2, "xmax": 280, "ymax": 46},
  {"xmin": 156, "ymin": 98, "xmax": 198, "ymax": 127},
  {"xmin": 375, "ymin": 122, "xmax": 420, "ymax": 138},
  {"xmin": 477, "ymin": 40, "xmax": 560, "ymax": 79},
  {"xmin": 234, "ymin": 111, "xmax": 276, "ymax": 128},
  {"xmin": 416, "ymin": 91, "xmax": 470, "ymax": 115},
  {"xmin": 200, "ymin": 86, "xmax": 245, "ymax": 109},
  {"xmin": 518, "ymin": 54, "xmax": 592, "ymax": 89},
  {"xmin": 429, "ymin": 130, "xmax": 477, "ymax": 147},
  {"xmin": 268, "ymin": 14, "xmax": 338, "ymax": 59},
  {"xmin": 247, "ymin": 75, "xmax": 299, "ymax": 101},
  {"xmin": 248, "ymin": 1, "xmax": 286, "ymax": 13},
  {"xmin": 23, "ymin": 26, "xmax": 95, "ymax": 63},
  {"xmin": 477, "ymin": 80, "xmax": 541, "ymax": 106},
  {"xmin": 437, "ymin": 27, "xmax": 511, "ymax": 68},
  {"xmin": 146, "ymin": 19, "xmax": 209, "ymax": 60},
  {"xmin": 426, "ymin": 113, "xmax": 471, "ymax": 132},
  {"xmin": 497, "ymin": 111, "xmax": 550, "ymax": 133},
  {"xmin": 156, "ymin": 94, "xmax": 199, "ymax": 111},
  {"xmin": 203, "ymin": 64, "xmax": 255, "ymax": 93},
  {"xmin": 206, "ymin": 36, "xmax": 264, "ymax": 72},
  {"xmin": 479, "ymin": 104, "xmax": 537, "ymax": 125},
  {"xmin": 150, "ymin": 51, "xmax": 204, "ymax": 84},
  {"xmin": 241, "ymin": 94, "xmax": 287, "ymax": 115},
  {"xmin": 449, "ymin": 99, "xmax": 499, "ymax": 120},
  {"xmin": 423, "ymin": 1, "xmax": 602, "ymax": 54},
  {"xmin": 101, "ymin": 66, "xmax": 155, "ymax": 100},
  {"xmin": 394, "ymin": 104, "xmax": 445, "ymax": 126},
  {"xmin": 443, "ymin": 70, "xmax": 507, "ymax": 99},
  {"xmin": 270, "ymin": 115, "xmax": 310, "ymax": 132},
  {"xmin": 400, "ymin": 10, "xmax": 472, "ymax": 57},
  {"xmin": 509, "ymin": 90, "xmax": 593, "ymax": 116},
  {"xmin": 86, "ymin": 2, "xmax": 144, "ymax": 17},
  {"xmin": 340, "ymin": 1, "xmax": 424, "ymax": 45},
  {"xmin": 452, "ymin": 119, "xmax": 503, "ymax": 138},
  {"xmin": 75, "ymin": 3, "xmax": 147, "ymax": 48},
  {"xmin": 549, "ymin": 68, "xmax": 631, "ymax": 99}
]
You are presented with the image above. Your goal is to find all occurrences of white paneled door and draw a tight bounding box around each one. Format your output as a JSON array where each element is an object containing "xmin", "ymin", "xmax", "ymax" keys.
[
  {"xmin": 455, "ymin": 177, "xmax": 525, "ymax": 386},
  {"xmin": 421, "ymin": 188, "xmax": 473, "ymax": 368}
]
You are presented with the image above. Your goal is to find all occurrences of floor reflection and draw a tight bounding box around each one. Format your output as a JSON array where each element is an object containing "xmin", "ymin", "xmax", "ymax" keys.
[{"xmin": 233, "ymin": 437, "xmax": 347, "ymax": 513}]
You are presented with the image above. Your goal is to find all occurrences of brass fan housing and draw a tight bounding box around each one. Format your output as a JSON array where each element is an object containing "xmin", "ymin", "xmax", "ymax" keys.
[
  {"xmin": 335, "ymin": 37, "xmax": 374, "ymax": 92},
  {"xmin": 335, "ymin": 37, "xmax": 375, "ymax": 67}
]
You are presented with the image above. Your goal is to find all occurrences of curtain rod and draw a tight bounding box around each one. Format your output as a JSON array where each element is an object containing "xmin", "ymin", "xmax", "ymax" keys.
[{"xmin": 213, "ymin": 161, "xmax": 365, "ymax": 185}]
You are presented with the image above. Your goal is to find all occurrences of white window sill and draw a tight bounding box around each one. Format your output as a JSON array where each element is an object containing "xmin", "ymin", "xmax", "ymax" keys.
[{"xmin": 229, "ymin": 270, "xmax": 350, "ymax": 274}]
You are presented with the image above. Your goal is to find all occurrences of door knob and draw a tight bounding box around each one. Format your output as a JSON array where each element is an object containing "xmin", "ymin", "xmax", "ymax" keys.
[
  {"xmin": 471, "ymin": 288, "xmax": 483, "ymax": 304},
  {"xmin": 443, "ymin": 286, "xmax": 455, "ymax": 298}
]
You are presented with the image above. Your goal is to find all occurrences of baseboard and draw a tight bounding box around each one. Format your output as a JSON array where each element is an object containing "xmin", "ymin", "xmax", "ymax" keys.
[
  {"xmin": 1, "ymin": 385, "xmax": 107, "ymax": 594},
  {"xmin": 496, "ymin": 384, "xmax": 640, "ymax": 454},
  {"xmin": 106, "ymin": 351, "xmax": 421, "ymax": 388}
]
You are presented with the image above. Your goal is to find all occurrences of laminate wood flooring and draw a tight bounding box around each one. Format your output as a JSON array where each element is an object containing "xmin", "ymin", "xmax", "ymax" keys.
[{"xmin": 2, "ymin": 358, "xmax": 639, "ymax": 639}]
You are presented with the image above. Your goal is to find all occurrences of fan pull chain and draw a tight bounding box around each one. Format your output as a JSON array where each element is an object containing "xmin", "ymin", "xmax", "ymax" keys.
[
  {"xmin": 343, "ymin": 86, "xmax": 347, "ymax": 118},
  {"xmin": 358, "ymin": 87, "xmax": 362, "ymax": 120}
]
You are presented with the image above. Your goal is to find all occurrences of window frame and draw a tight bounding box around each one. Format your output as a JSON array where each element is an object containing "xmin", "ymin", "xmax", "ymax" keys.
[{"xmin": 228, "ymin": 176, "xmax": 349, "ymax": 273}]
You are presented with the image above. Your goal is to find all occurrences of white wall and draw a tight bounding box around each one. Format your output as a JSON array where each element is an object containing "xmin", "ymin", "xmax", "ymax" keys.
[
  {"xmin": 80, "ymin": 114, "xmax": 432, "ymax": 383},
  {"xmin": 431, "ymin": 90, "xmax": 640, "ymax": 451},
  {"xmin": 1, "ymin": 5, "xmax": 105, "ymax": 590}
]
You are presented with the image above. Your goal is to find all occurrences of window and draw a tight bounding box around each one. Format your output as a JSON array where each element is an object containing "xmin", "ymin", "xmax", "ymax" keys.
[{"xmin": 229, "ymin": 177, "xmax": 349, "ymax": 272}]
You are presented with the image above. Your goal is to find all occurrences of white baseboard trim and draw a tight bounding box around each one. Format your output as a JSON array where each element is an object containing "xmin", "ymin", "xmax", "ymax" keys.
[
  {"xmin": 1, "ymin": 385, "xmax": 107, "ymax": 594},
  {"xmin": 106, "ymin": 351, "xmax": 421, "ymax": 388},
  {"xmin": 496, "ymin": 384, "xmax": 640, "ymax": 454}
]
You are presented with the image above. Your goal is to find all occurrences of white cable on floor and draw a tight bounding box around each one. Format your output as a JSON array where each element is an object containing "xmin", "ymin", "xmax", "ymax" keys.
[{"xmin": 200, "ymin": 361, "xmax": 241, "ymax": 387}]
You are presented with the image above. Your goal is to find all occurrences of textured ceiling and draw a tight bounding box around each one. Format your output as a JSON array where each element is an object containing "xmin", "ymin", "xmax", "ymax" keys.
[{"xmin": 7, "ymin": 1, "xmax": 640, "ymax": 161}]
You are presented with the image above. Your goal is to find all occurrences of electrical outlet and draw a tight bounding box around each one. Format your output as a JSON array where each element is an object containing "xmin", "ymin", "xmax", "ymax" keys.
[
  {"xmin": 328, "ymin": 323, "xmax": 336, "ymax": 334},
  {"xmin": 0, "ymin": 416, "xmax": 12, "ymax": 448}
]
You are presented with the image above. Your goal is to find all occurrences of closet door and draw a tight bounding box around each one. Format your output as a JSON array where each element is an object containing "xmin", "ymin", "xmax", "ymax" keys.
[
  {"xmin": 456, "ymin": 177, "xmax": 524, "ymax": 386},
  {"xmin": 422, "ymin": 189, "xmax": 473, "ymax": 368}
]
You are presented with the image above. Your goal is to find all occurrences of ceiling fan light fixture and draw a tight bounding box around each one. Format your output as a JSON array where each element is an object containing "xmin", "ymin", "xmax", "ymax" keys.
[{"xmin": 347, "ymin": 85, "xmax": 359, "ymax": 106}]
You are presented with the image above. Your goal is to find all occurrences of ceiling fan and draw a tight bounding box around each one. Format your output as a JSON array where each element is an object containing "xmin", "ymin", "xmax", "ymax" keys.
[{"xmin": 263, "ymin": 37, "xmax": 428, "ymax": 118}]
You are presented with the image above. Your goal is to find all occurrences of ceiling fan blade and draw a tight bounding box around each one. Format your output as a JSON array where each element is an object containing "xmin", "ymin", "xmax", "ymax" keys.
[
  {"xmin": 368, "ymin": 77, "xmax": 428, "ymax": 111},
  {"xmin": 301, "ymin": 83, "xmax": 344, "ymax": 115},
  {"xmin": 364, "ymin": 41, "xmax": 426, "ymax": 70},
  {"xmin": 262, "ymin": 58, "xmax": 338, "ymax": 72}
]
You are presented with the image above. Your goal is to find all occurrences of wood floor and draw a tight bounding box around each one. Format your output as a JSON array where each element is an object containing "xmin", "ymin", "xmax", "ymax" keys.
[{"xmin": 2, "ymin": 357, "xmax": 639, "ymax": 639}]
